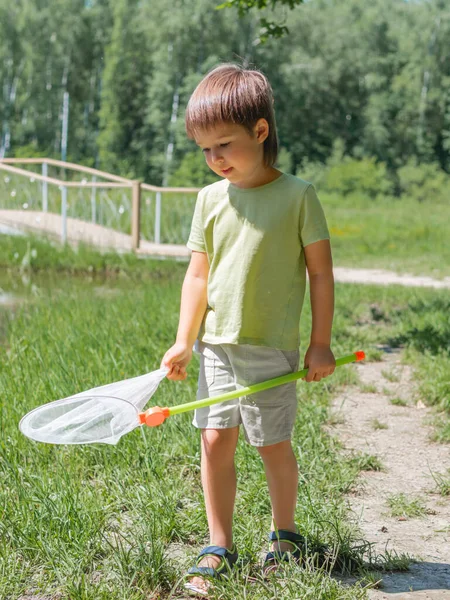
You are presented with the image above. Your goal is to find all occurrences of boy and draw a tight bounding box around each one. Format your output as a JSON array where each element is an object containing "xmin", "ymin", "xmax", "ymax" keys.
[{"xmin": 162, "ymin": 63, "xmax": 335, "ymax": 596}]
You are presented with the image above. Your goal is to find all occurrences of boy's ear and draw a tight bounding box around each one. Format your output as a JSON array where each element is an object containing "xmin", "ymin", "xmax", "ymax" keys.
[{"xmin": 254, "ymin": 118, "xmax": 269, "ymax": 144}]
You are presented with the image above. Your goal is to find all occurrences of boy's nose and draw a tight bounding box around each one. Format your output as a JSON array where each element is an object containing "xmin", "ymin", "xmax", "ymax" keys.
[{"xmin": 211, "ymin": 150, "xmax": 223, "ymax": 165}]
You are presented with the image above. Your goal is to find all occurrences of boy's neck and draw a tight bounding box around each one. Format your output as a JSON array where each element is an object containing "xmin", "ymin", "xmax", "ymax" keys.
[{"xmin": 231, "ymin": 167, "xmax": 283, "ymax": 190}]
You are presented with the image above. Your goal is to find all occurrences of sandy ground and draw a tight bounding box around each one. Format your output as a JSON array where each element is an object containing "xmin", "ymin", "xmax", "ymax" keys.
[{"xmin": 327, "ymin": 349, "xmax": 450, "ymax": 599}]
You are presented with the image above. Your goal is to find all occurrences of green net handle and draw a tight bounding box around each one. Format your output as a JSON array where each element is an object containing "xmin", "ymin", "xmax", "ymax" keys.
[{"xmin": 168, "ymin": 351, "xmax": 364, "ymax": 416}]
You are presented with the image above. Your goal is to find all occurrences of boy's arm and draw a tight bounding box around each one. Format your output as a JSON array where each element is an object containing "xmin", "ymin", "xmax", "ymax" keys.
[
  {"xmin": 303, "ymin": 239, "xmax": 335, "ymax": 383},
  {"xmin": 162, "ymin": 251, "xmax": 209, "ymax": 380}
]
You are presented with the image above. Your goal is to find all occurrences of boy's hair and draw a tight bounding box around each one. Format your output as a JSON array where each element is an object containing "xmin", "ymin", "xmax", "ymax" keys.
[{"xmin": 185, "ymin": 63, "xmax": 278, "ymax": 168}]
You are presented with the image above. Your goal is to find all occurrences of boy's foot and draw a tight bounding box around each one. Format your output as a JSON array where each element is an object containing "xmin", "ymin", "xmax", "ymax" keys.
[
  {"xmin": 185, "ymin": 554, "xmax": 221, "ymax": 596},
  {"xmin": 262, "ymin": 529, "xmax": 307, "ymax": 577},
  {"xmin": 184, "ymin": 544, "xmax": 238, "ymax": 597},
  {"xmin": 263, "ymin": 529, "xmax": 333, "ymax": 577}
]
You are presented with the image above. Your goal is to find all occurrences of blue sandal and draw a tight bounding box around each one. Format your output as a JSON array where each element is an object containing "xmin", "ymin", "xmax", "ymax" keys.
[
  {"xmin": 263, "ymin": 529, "xmax": 307, "ymax": 576},
  {"xmin": 184, "ymin": 544, "xmax": 239, "ymax": 596}
]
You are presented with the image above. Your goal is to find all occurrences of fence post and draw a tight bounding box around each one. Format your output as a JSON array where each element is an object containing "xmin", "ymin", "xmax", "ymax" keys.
[
  {"xmin": 155, "ymin": 190, "xmax": 161, "ymax": 244},
  {"xmin": 91, "ymin": 175, "xmax": 97, "ymax": 223},
  {"xmin": 131, "ymin": 180, "xmax": 141, "ymax": 251},
  {"xmin": 61, "ymin": 186, "xmax": 67, "ymax": 244},
  {"xmin": 42, "ymin": 162, "xmax": 48, "ymax": 212}
]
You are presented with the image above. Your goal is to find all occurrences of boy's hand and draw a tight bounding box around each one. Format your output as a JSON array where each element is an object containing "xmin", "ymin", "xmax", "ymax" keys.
[
  {"xmin": 304, "ymin": 344, "xmax": 335, "ymax": 383},
  {"xmin": 161, "ymin": 342, "xmax": 192, "ymax": 381}
]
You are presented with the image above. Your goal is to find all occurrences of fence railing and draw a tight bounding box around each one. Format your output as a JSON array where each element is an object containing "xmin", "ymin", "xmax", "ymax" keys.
[{"xmin": 0, "ymin": 158, "xmax": 200, "ymax": 250}]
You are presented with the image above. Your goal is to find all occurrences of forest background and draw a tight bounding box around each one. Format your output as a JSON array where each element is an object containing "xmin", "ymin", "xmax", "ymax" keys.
[{"xmin": 0, "ymin": 0, "xmax": 449, "ymax": 203}]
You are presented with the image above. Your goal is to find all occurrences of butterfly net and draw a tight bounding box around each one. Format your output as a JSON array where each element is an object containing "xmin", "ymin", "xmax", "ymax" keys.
[{"xmin": 19, "ymin": 368, "xmax": 168, "ymax": 445}]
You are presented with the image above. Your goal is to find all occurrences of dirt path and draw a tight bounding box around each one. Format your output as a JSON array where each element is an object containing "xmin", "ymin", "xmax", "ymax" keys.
[
  {"xmin": 0, "ymin": 209, "xmax": 190, "ymax": 258},
  {"xmin": 327, "ymin": 350, "xmax": 450, "ymax": 598},
  {"xmin": 332, "ymin": 268, "xmax": 450, "ymax": 290}
]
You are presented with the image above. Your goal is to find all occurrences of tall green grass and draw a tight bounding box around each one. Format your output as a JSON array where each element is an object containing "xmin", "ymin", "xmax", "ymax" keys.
[
  {"xmin": 323, "ymin": 192, "xmax": 450, "ymax": 278},
  {"xmin": 0, "ymin": 233, "xmax": 187, "ymax": 276},
  {"xmin": 1, "ymin": 257, "xmax": 448, "ymax": 597}
]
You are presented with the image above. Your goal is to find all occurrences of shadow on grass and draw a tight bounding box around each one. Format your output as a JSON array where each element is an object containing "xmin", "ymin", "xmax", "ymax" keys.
[
  {"xmin": 388, "ymin": 297, "xmax": 450, "ymax": 355},
  {"xmin": 357, "ymin": 561, "xmax": 450, "ymax": 594},
  {"xmin": 390, "ymin": 324, "xmax": 450, "ymax": 355}
]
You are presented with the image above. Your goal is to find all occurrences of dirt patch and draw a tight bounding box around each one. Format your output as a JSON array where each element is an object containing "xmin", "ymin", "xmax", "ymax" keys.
[
  {"xmin": 327, "ymin": 350, "xmax": 450, "ymax": 598},
  {"xmin": 333, "ymin": 268, "xmax": 450, "ymax": 290}
]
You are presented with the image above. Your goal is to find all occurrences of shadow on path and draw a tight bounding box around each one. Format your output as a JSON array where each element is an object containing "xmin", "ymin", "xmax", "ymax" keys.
[{"xmin": 374, "ymin": 561, "xmax": 450, "ymax": 595}]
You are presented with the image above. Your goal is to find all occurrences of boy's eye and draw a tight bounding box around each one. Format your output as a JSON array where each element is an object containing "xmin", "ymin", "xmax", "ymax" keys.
[{"xmin": 201, "ymin": 142, "xmax": 230, "ymax": 153}]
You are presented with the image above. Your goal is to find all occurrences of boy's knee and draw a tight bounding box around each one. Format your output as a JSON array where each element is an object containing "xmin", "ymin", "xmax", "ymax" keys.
[
  {"xmin": 257, "ymin": 439, "xmax": 293, "ymax": 461},
  {"xmin": 201, "ymin": 427, "xmax": 238, "ymax": 459}
]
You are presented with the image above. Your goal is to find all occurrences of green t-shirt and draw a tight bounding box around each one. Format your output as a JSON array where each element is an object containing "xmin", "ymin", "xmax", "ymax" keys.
[{"xmin": 187, "ymin": 172, "xmax": 330, "ymax": 351}]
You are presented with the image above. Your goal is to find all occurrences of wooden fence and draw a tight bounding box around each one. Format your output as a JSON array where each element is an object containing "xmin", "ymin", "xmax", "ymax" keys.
[{"xmin": 0, "ymin": 158, "xmax": 200, "ymax": 251}]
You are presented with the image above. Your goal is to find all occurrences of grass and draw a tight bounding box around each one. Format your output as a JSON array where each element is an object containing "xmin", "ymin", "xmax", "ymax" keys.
[
  {"xmin": 429, "ymin": 468, "xmax": 450, "ymax": 496},
  {"xmin": 327, "ymin": 412, "xmax": 345, "ymax": 426},
  {"xmin": 430, "ymin": 418, "xmax": 450, "ymax": 444},
  {"xmin": 0, "ymin": 268, "xmax": 378, "ymax": 599},
  {"xmin": 322, "ymin": 191, "xmax": 450, "ymax": 277},
  {"xmin": 350, "ymin": 453, "xmax": 384, "ymax": 472},
  {"xmin": 1, "ymin": 238, "xmax": 450, "ymax": 597},
  {"xmin": 371, "ymin": 419, "xmax": 388, "ymax": 430},
  {"xmin": 386, "ymin": 494, "xmax": 427, "ymax": 519},
  {"xmin": 360, "ymin": 383, "xmax": 377, "ymax": 394},
  {"xmin": 381, "ymin": 368, "xmax": 400, "ymax": 383},
  {"xmin": 389, "ymin": 397, "xmax": 409, "ymax": 407},
  {"xmin": 0, "ymin": 233, "xmax": 186, "ymax": 277}
]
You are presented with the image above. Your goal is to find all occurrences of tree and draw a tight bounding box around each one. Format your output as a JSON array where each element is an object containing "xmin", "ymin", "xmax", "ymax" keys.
[
  {"xmin": 97, "ymin": 0, "xmax": 150, "ymax": 178},
  {"xmin": 217, "ymin": 0, "xmax": 305, "ymax": 42}
]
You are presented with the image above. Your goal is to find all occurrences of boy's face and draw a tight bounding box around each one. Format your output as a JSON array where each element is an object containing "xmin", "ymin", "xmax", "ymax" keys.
[{"xmin": 195, "ymin": 120, "xmax": 269, "ymax": 187}]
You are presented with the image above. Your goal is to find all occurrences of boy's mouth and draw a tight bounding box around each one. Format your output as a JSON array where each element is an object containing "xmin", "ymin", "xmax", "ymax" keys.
[{"xmin": 221, "ymin": 167, "xmax": 233, "ymax": 175}]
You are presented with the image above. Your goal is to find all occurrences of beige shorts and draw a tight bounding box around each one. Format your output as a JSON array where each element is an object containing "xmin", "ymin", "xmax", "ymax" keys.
[{"xmin": 193, "ymin": 341, "xmax": 300, "ymax": 447}]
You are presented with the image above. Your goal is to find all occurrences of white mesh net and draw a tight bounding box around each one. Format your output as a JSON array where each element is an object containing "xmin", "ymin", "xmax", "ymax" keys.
[{"xmin": 19, "ymin": 368, "xmax": 168, "ymax": 445}]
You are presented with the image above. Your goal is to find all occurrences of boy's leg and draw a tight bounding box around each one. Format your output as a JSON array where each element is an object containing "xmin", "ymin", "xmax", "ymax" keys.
[
  {"xmin": 189, "ymin": 426, "xmax": 239, "ymax": 593},
  {"xmin": 201, "ymin": 427, "xmax": 240, "ymax": 547},
  {"xmin": 257, "ymin": 439, "xmax": 299, "ymax": 551},
  {"xmin": 234, "ymin": 345, "xmax": 300, "ymax": 553}
]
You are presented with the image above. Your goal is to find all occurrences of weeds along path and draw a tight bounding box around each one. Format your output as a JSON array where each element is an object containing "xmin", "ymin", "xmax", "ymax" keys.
[{"xmin": 327, "ymin": 350, "xmax": 450, "ymax": 598}]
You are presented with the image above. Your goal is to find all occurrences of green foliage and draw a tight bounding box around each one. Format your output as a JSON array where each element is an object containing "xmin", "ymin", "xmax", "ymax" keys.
[
  {"xmin": 328, "ymin": 156, "xmax": 393, "ymax": 199},
  {"xmin": 217, "ymin": 0, "xmax": 303, "ymax": 13},
  {"xmin": 12, "ymin": 143, "xmax": 50, "ymax": 159},
  {"xmin": 0, "ymin": 0, "xmax": 111, "ymax": 162},
  {"xmin": 168, "ymin": 151, "xmax": 219, "ymax": 188},
  {"xmin": 397, "ymin": 158, "xmax": 450, "ymax": 203},
  {"xmin": 275, "ymin": 146, "xmax": 293, "ymax": 173},
  {"xmin": 216, "ymin": 0, "xmax": 304, "ymax": 43},
  {"xmin": 97, "ymin": 0, "xmax": 151, "ymax": 179},
  {"xmin": 1, "ymin": 0, "xmax": 450, "ymax": 183},
  {"xmin": 298, "ymin": 140, "xmax": 394, "ymax": 198},
  {"xmin": 386, "ymin": 493, "xmax": 427, "ymax": 519}
]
